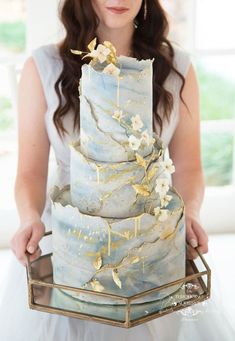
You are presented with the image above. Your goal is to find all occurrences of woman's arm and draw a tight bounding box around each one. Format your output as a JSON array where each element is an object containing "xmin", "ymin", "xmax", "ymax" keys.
[
  {"xmin": 168, "ymin": 63, "xmax": 208, "ymax": 259},
  {"xmin": 10, "ymin": 56, "xmax": 50, "ymax": 266}
]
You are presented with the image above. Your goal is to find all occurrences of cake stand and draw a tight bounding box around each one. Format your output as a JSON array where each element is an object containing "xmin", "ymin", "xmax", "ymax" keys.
[{"xmin": 25, "ymin": 231, "xmax": 211, "ymax": 329}]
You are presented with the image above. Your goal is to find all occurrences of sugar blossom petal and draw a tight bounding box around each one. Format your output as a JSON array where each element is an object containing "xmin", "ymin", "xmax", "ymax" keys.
[
  {"xmin": 131, "ymin": 114, "xmax": 144, "ymax": 131},
  {"xmin": 141, "ymin": 129, "xmax": 151, "ymax": 145},
  {"xmin": 160, "ymin": 159, "xmax": 175, "ymax": 174},
  {"xmin": 103, "ymin": 63, "xmax": 120, "ymax": 76},
  {"xmin": 128, "ymin": 135, "xmax": 141, "ymax": 151},
  {"xmin": 155, "ymin": 178, "xmax": 170, "ymax": 196}
]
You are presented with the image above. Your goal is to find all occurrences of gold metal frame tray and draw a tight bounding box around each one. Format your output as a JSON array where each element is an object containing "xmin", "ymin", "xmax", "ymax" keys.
[{"xmin": 26, "ymin": 231, "xmax": 211, "ymax": 329}]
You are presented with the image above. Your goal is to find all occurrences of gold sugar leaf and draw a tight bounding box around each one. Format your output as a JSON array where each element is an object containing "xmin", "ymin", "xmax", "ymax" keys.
[
  {"xmin": 88, "ymin": 37, "xmax": 97, "ymax": 52},
  {"xmin": 70, "ymin": 49, "xmax": 83, "ymax": 55},
  {"xmin": 90, "ymin": 278, "xmax": 105, "ymax": 292},
  {"xmin": 81, "ymin": 54, "xmax": 94, "ymax": 60},
  {"xmin": 112, "ymin": 269, "xmax": 122, "ymax": 289},
  {"xmin": 135, "ymin": 153, "xmax": 147, "ymax": 169},
  {"xmin": 130, "ymin": 256, "xmax": 140, "ymax": 264},
  {"xmin": 132, "ymin": 184, "xmax": 150, "ymax": 197},
  {"xmin": 93, "ymin": 254, "xmax": 102, "ymax": 270},
  {"xmin": 147, "ymin": 166, "xmax": 158, "ymax": 181}
]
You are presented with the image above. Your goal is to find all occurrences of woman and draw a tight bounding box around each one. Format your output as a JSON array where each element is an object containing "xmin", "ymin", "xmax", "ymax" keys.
[
  {"xmin": 13, "ymin": 0, "xmax": 208, "ymax": 266},
  {"xmin": 0, "ymin": 1, "xmax": 233, "ymax": 340}
]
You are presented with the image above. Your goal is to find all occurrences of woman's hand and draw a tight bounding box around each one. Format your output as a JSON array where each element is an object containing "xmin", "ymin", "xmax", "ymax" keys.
[
  {"xmin": 10, "ymin": 219, "xmax": 45, "ymax": 267},
  {"xmin": 185, "ymin": 210, "xmax": 209, "ymax": 259}
]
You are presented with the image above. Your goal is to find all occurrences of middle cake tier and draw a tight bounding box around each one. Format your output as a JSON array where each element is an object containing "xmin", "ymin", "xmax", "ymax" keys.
[{"xmin": 70, "ymin": 133, "xmax": 165, "ymax": 218}]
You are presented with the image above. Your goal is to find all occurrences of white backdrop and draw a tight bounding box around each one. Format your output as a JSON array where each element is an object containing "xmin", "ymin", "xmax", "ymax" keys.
[{"xmin": 26, "ymin": 0, "xmax": 64, "ymax": 52}]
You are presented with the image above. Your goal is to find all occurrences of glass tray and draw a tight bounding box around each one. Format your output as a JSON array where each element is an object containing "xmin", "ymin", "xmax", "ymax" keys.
[{"xmin": 26, "ymin": 231, "xmax": 211, "ymax": 328}]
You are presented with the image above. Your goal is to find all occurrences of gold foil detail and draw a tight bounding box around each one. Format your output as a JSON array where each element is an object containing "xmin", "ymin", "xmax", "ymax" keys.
[
  {"xmin": 134, "ymin": 216, "xmax": 141, "ymax": 237},
  {"xmin": 90, "ymin": 278, "xmax": 105, "ymax": 292},
  {"xmin": 93, "ymin": 254, "xmax": 102, "ymax": 270},
  {"xmin": 130, "ymin": 256, "xmax": 140, "ymax": 264},
  {"xmin": 95, "ymin": 163, "xmax": 102, "ymax": 184},
  {"xmin": 112, "ymin": 269, "xmax": 122, "ymax": 289}
]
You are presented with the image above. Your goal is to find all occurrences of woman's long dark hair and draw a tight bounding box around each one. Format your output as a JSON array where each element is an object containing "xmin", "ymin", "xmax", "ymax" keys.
[{"xmin": 54, "ymin": 0, "xmax": 187, "ymax": 138}]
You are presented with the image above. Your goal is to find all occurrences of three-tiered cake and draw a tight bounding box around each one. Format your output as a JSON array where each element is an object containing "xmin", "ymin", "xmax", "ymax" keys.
[{"xmin": 50, "ymin": 39, "xmax": 185, "ymax": 305}]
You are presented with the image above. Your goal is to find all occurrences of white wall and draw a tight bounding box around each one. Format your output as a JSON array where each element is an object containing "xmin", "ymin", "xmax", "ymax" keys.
[{"xmin": 26, "ymin": 0, "xmax": 64, "ymax": 51}]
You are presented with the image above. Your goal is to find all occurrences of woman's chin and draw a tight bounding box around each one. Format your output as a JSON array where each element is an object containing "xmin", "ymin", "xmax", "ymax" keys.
[{"xmin": 102, "ymin": 19, "xmax": 133, "ymax": 30}]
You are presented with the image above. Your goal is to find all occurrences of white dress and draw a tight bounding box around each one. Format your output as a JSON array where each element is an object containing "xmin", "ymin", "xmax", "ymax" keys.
[{"xmin": 0, "ymin": 43, "xmax": 234, "ymax": 341}]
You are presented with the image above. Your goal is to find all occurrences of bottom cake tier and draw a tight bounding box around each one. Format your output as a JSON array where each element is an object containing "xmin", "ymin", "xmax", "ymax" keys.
[{"xmin": 50, "ymin": 185, "xmax": 185, "ymax": 305}]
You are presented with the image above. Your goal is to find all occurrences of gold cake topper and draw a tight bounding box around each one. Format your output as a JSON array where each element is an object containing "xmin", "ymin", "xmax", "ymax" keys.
[{"xmin": 70, "ymin": 37, "xmax": 120, "ymax": 76}]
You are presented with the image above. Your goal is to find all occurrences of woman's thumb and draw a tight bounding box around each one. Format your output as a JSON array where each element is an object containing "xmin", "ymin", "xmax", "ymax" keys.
[{"xmin": 26, "ymin": 227, "xmax": 44, "ymax": 254}]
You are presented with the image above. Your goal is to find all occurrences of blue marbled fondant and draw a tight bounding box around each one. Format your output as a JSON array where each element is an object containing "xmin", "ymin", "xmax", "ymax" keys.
[
  {"xmin": 51, "ymin": 54, "xmax": 186, "ymax": 307},
  {"xmin": 70, "ymin": 133, "xmax": 163, "ymax": 218},
  {"xmin": 80, "ymin": 56, "xmax": 154, "ymax": 162},
  {"xmin": 50, "ymin": 186, "xmax": 185, "ymax": 305}
]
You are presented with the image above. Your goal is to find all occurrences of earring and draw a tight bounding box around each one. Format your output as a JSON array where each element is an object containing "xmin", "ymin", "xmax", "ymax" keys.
[{"xmin": 144, "ymin": 0, "xmax": 147, "ymax": 20}]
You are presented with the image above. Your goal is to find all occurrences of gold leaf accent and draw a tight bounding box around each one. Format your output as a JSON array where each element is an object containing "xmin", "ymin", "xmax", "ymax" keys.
[
  {"xmin": 103, "ymin": 41, "xmax": 117, "ymax": 65},
  {"xmin": 70, "ymin": 49, "xmax": 83, "ymax": 55},
  {"xmin": 132, "ymin": 184, "xmax": 150, "ymax": 197},
  {"xmin": 135, "ymin": 153, "xmax": 147, "ymax": 169},
  {"xmin": 112, "ymin": 269, "xmax": 122, "ymax": 288},
  {"xmin": 130, "ymin": 256, "xmax": 140, "ymax": 264},
  {"xmin": 88, "ymin": 37, "xmax": 97, "ymax": 52},
  {"xmin": 147, "ymin": 166, "xmax": 158, "ymax": 181},
  {"xmin": 90, "ymin": 278, "xmax": 105, "ymax": 292},
  {"xmin": 93, "ymin": 254, "xmax": 102, "ymax": 270}
]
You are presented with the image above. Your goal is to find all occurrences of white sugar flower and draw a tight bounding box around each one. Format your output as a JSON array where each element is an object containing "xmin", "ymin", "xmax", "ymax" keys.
[
  {"xmin": 131, "ymin": 114, "xmax": 144, "ymax": 131},
  {"xmin": 160, "ymin": 159, "xmax": 175, "ymax": 174},
  {"xmin": 112, "ymin": 109, "xmax": 123, "ymax": 121},
  {"xmin": 154, "ymin": 207, "xmax": 169, "ymax": 222},
  {"xmin": 90, "ymin": 44, "xmax": 111, "ymax": 63},
  {"xmin": 154, "ymin": 207, "xmax": 160, "ymax": 216},
  {"xmin": 103, "ymin": 63, "xmax": 120, "ymax": 76},
  {"xmin": 141, "ymin": 129, "xmax": 151, "ymax": 145},
  {"xmin": 155, "ymin": 178, "xmax": 169, "ymax": 196},
  {"xmin": 160, "ymin": 194, "xmax": 173, "ymax": 208},
  {"xmin": 128, "ymin": 135, "xmax": 141, "ymax": 151}
]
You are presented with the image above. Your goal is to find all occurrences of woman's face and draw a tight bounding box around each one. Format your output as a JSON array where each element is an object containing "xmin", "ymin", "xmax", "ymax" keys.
[{"xmin": 91, "ymin": 0, "xmax": 143, "ymax": 29}]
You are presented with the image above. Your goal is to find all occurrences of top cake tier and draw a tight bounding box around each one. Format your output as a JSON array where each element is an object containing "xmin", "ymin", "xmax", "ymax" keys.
[{"xmin": 79, "ymin": 55, "xmax": 154, "ymax": 163}]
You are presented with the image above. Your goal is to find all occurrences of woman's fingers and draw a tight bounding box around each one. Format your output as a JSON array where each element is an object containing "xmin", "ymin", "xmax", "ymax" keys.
[
  {"xmin": 193, "ymin": 220, "xmax": 209, "ymax": 254},
  {"xmin": 27, "ymin": 246, "xmax": 42, "ymax": 263},
  {"xmin": 185, "ymin": 215, "xmax": 209, "ymax": 260},
  {"xmin": 10, "ymin": 230, "xmax": 31, "ymax": 266},
  {"xmin": 186, "ymin": 217, "xmax": 198, "ymax": 248},
  {"xmin": 186, "ymin": 217, "xmax": 199, "ymax": 259},
  {"xmin": 10, "ymin": 221, "xmax": 45, "ymax": 267},
  {"xmin": 186, "ymin": 243, "xmax": 198, "ymax": 260},
  {"xmin": 26, "ymin": 225, "xmax": 45, "ymax": 255}
]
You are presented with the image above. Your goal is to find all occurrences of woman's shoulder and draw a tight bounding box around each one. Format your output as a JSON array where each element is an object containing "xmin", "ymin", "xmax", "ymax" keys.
[
  {"xmin": 29, "ymin": 43, "xmax": 62, "ymax": 102},
  {"xmin": 31, "ymin": 43, "xmax": 61, "ymax": 62},
  {"xmin": 30, "ymin": 43, "xmax": 62, "ymax": 81},
  {"xmin": 171, "ymin": 43, "xmax": 192, "ymax": 78}
]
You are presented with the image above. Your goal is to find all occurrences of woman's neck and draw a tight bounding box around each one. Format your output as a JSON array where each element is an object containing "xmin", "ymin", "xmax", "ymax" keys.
[{"xmin": 96, "ymin": 23, "xmax": 135, "ymax": 57}]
